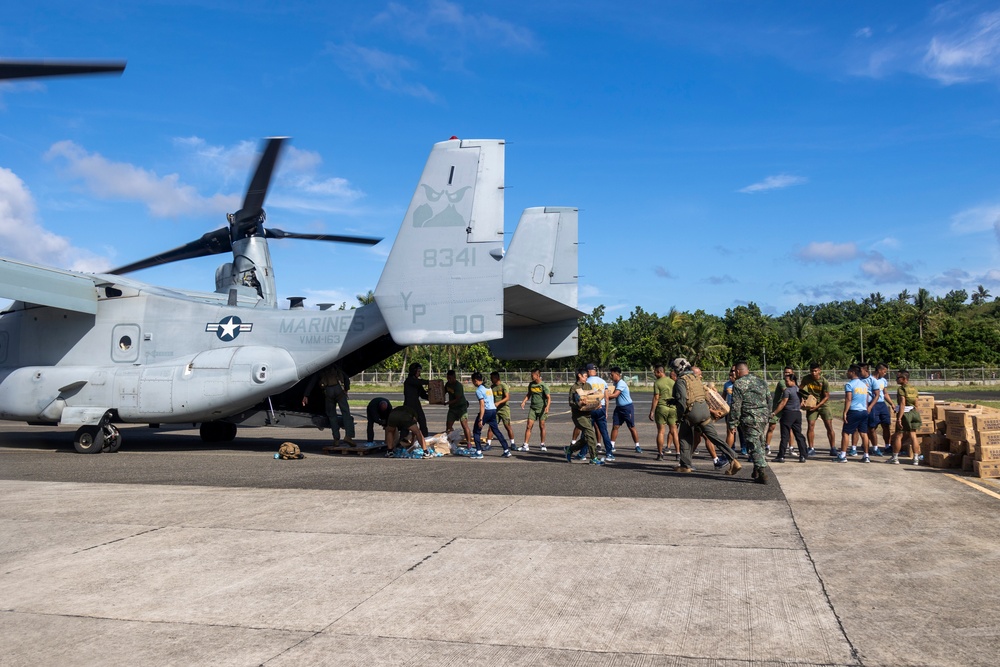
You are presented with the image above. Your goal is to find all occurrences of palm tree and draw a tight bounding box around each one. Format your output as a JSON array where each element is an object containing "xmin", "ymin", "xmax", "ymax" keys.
[
  {"xmin": 783, "ymin": 313, "xmax": 813, "ymax": 340},
  {"xmin": 913, "ymin": 288, "xmax": 933, "ymax": 340},
  {"xmin": 680, "ymin": 318, "xmax": 727, "ymax": 368},
  {"xmin": 869, "ymin": 292, "xmax": 885, "ymax": 309},
  {"xmin": 356, "ymin": 289, "xmax": 376, "ymax": 306},
  {"xmin": 971, "ymin": 284, "xmax": 991, "ymax": 306},
  {"xmin": 897, "ymin": 289, "xmax": 911, "ymax": 304}
]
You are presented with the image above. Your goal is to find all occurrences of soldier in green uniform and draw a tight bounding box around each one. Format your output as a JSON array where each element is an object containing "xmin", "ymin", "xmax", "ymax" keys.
[
  {"xmin": 670, "ymin": 358, "xmax": 742, "ymax": 475},
  {"xmin": 727, "ymin": 360, "xmax": 771, "ymax": 484},
  {"xmin": 649, "ymin": 364, "xmax": 679, "ymax": 460},
  {"xmin": 567, "ymin": 367, "xmax": 602, "ymax": 465},
  {"xmin": 800, "ymin": 363, "xmax": 837, "ymax": 456},
  {"xmin": 520, "ymin": 368, "xmax": 551, "ymax": 451},
  {"xmin": 302, "ymin": 363, "xmax": 355, "ymax": 446},
  {"xmin": 444, "ymin": 369, "xmax": 473, "ymax": 447},
  {"xmin": 488, "ymin": 371, "xmax": 517, "ymax": 449}
]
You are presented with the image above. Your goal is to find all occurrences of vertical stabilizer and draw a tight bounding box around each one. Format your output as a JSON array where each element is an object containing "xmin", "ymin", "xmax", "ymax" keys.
[{"xmin": 375, "ymin": 139, "xmax": 505, "ymax": 344}]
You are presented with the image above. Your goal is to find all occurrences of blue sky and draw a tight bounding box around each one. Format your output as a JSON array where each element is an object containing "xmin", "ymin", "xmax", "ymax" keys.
[{"xmin": 3, "ymin": 1, "xmax": 1000, "ymax": 319}]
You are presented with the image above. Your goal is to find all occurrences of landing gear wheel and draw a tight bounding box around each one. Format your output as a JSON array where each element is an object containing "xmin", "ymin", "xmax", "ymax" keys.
[
  {"xmin": 102, "ymin": 425, "xmax": 123, "ymax": 453},
  {"xmin": 200, "ymin": 421, "xmax": 238, "ymax": 443},
  {"xmin": 74, "ymin": 426, "xmax": 104, "ymax": 454}
]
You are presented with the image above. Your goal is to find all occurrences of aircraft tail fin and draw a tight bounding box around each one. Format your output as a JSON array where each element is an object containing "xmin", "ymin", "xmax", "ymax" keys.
[
  {"xmin": 374, "ymin": 138, "xmax": 505, "ymax": 345},
  {"xmin": 489, "ymin": 207, "xmax": 584, "ymax": 359}
]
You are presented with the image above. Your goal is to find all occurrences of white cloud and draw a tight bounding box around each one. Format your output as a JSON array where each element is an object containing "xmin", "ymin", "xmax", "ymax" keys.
[
  {"xmin": 47, "ymin": 138, "xmax": 366, "ymax": 222},
  {"xmin": 796, "ymin": 241, "xmax": 860, "ymax": 264},
  {"xmin": 855, "ymin": 27, "xmax": 873, "ymax": 39},
  {"xmin": 856, "ymin": 7, "xmax": 1000, "ymax": 84},
  {"xmin": 373, "ymin": 0, "xmax": 538, "ymax": 53},
  {"xmin": 860, "ymin": 251, "xmax": 914, "ymax": 283},
  {"xmin": 0, "ymin": 167, "xmax": 110, "ymax": 272},
  {"xmin": 923, "ymin": 10, "xmax": 1000, "ymax": 84},
  {"xmin": 326, "ymin": 42, "xmax": 436, "ymax": 100},
  {"xmin": 579, "ymin": 284, "xmax": 603, "ymax": 299},
  {"xmin": 738, "ymin": 174, "xmax": 807, "ymax": 194},
  {"xmin": 46, "ymin": 140, "xmax": 237, "ymax": 218},
  {"xmin": 950, "ymin": 203, "xmax": 1000, "ymax": 233},
  {"xmin": 874, "ymin": 236, "xmax": 900, "ymax": 249}
]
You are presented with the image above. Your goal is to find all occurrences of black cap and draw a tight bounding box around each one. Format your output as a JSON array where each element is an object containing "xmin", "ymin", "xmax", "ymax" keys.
[{"xmin": 585, "ymin": 363, "xmax": 596, "ymax": 371}]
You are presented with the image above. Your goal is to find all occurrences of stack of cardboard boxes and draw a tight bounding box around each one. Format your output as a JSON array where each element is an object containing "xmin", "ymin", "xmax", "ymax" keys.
[{"xmin": 918, "ymin": 398, "xmax": 1000, "ymax": 478}]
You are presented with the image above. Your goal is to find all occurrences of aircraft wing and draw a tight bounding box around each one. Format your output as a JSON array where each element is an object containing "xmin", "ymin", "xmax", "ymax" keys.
[{"xmin": 0, "ymin": 257, "xmax": 99, "ymax": 314}]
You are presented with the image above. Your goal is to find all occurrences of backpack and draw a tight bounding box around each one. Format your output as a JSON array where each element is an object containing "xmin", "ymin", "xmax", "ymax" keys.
[{"xmin": 277, "ymin": 442, "xmax": 304, "ymax": 459}]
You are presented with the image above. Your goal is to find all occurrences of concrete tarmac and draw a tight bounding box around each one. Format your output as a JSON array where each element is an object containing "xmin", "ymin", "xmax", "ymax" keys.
[{"xmin": 1, "ymin": 406, "xmax": 999, "ymax": 666}]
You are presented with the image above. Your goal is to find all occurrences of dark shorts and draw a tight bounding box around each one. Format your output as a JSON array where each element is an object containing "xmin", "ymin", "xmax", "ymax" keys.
[
  {"xmin": 843, "ymin": 409, "xmax": 868, "ymax": 435},
  {"xmin": 868, "ymin": 402, "xmax": 891, "ymax": 429},
  {"xmin": 612, "ymin": 403, "xmax": 635, "ymax": 428}
]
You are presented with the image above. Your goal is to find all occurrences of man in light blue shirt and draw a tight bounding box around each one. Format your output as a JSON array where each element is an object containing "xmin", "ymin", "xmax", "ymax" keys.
[
  {"xmin": 839, "ymin": 364, "xmax": 871, "ymax": 463},
  {"xmin": 471, "ymin": 372, "xmax": 510, "ymax": 458},
  {"xmin": 867, "ymin": 363, "xmax": 893, "ymax": 456},
  {"xmin": 607, "ymin": 366, "xmax": 641, "ymax": 456}
]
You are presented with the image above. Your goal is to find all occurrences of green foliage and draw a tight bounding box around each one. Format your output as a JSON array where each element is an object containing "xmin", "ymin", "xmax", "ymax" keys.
[{"xmin": 361, "ymin": 287, "xmax": 1000, "ymax": 372}]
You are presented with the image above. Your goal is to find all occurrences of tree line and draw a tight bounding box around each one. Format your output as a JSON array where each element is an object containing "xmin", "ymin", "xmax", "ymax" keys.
[{"xmin": 360, "ymin": 286, "xmax": 1000, "ymax": 372}]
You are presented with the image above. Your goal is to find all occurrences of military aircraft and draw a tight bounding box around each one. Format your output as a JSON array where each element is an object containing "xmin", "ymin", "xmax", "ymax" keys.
[{"xmin": 0, "ymin": 73, "xmax": 583, "ymax": 452}]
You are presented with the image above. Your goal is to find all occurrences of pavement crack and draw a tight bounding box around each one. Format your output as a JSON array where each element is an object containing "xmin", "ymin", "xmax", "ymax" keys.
[
  {"xmin": 73, "ymin": 527, "xmax": 164, "ymax": 554},
  {"xmin": 784, "ymin": 498, "xmax": 865, "ymax": 666}
]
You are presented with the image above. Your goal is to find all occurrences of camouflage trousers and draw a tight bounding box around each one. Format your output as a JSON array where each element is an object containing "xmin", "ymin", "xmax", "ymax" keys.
[{"xmin": 740, "ymin": 417, "xmax": 769, "ymax": 469}]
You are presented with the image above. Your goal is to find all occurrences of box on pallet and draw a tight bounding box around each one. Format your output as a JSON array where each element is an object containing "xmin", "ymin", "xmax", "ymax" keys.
[
  {"xmin": 974, "ymin": 460, "xmax": 1000, "ymax": 479},
  {"xmin": 916, "ymin": 394, "xmax": 935, "ymax": 408},
  {"xmin": 929, "ymin": 450, "xmax": 962, "ymax": 469},
  {"xmin": 963, "ymin": 455, "xmax": 975, "ymax": 472}
]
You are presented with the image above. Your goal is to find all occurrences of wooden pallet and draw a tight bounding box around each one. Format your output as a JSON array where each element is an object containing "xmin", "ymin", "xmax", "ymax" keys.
[{"xmin": 322, "ymin": 443, "xmax": 387, "ymax": 456}]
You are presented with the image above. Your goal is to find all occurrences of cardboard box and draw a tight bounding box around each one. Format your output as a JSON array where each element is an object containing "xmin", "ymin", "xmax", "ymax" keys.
[
  {"xmin": 575, "ymin": 387, "xmax": 603, "ymax": 411},
  {"xmin": 427, "ymin": 379, "xmax": 446, "ymax": 405},
  {"xmin": 947, "ymin": 425, "xmax": 975, "ymax": 442},
  {"xmin": 973, "ymin": 415, "xmax": 1000, "ymax": 432},
  {"xmin": 916, "ymin": 435, "xmax": 937, "ymax": 459},
  {"xmin": 946, "ymin": 408, "xmax": 981, "ymax": 430},
  {"xmin": 963, "ymin": 454, "xmax": 975, "ymax": 472},
  {"xmin": 976, "ymin": 444, "xmax": 1000, "ymax": 462},
  {"xmin": 975, "ymin": 430, "xmax": 1000, "ymax": 448},
  {"xmin": 974, "ymin": 460, "xmax": 1000, "ymax": 479},
  {"xmin": 949, "ymin": 439, "xmax": 968, "ymax": 456},
  {"xmin": 933, "ymin": 403, "xmax": 952, "ymax": 421},
  {"xmin": 928, "ymin": 450, "xmax": 962, "ymax": 469},
  {"xmin": 916, "ymin": 394, "xmax": 935, "ymax": 408}
]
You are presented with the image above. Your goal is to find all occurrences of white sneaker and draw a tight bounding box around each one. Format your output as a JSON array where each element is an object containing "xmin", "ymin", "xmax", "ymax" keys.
[
  {"xmin": 518, "ymin": 444, "xmax": 529, "ymax": 452},
  {"xmin": 539, "ymin": 444, "xmax": 547, "ymax": 452}
]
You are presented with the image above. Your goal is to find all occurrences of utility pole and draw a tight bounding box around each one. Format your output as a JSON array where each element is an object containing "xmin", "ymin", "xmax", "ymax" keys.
[{"xmin": 860, "ymin": 326, "xmax": 864, "ymax": 364}]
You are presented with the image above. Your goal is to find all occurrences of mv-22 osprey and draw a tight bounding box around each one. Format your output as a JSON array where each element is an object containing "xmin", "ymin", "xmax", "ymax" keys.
[{"xmin": 0, "ymin": 133, "xmax": 584, "ymax": 453}]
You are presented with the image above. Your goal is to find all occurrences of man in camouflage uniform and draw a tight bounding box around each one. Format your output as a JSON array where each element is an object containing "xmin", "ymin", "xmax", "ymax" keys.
[
  {"xmin": 727, "ymin": 360, "xmax": 771, "ymax": 484},
  {"xmin": 670, "ymin": 358, "xmax": 742, "ymax": 475}
]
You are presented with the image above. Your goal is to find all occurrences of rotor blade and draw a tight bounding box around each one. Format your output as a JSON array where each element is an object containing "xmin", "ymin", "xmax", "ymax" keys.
[
  {"xmin": 109, "ymin": 228, "xmax": 232, "ymax": 274},
  {"xmin": 0, "ymin": 60, "xmax": 126, "ymax": 81},
  {"xmin": 235, "ymin": 137, "xmax": 288, "ymax": 225},
  {"xmin": 265, "ymin": 228, "xmax": 382, "ymax": 246}
]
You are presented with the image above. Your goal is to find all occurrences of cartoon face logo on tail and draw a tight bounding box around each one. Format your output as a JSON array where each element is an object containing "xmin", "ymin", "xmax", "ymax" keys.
[{"xmin": 412, "ymin": 184, "xmax": 472, "ymax": 228}]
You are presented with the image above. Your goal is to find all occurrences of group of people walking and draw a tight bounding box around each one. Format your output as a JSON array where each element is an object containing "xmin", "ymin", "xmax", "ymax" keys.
[{"xmin": 305, "ymin": 358, "xmax": 920, "ymax": 484}]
